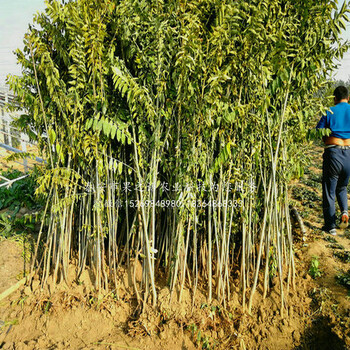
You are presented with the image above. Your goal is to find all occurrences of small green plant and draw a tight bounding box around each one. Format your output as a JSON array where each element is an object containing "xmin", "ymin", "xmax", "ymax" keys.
[
  {"xmin": 14, "ymin": 295, "xmax": 29, "ymax": 310},
  {"xmin": 334, "ymin": 251, "xmax": 350, "ymax": 263},
  {"xmin": 0, "ymin": 213, "xmax": 12, "ymax": 237},
  {"xmin": 43, "ymin": 300, "xmax": 52, "ymax": 314},
  {"xmin": 309, "ymin": 256, "xmax": 322, "ymax": 279},
  {"xmin": 308, "ymin": 172, "xmax": 322, "ymax": 184},
  {"xmin": 0, "ymin": 169, "xmax": 40, "ymax": 212},
  {"xmin": 326, "ymin": 243, "xmax": 344, "ymax": 250},
  {"xmin": 324, "ymin": 236, "xmax": 337, "ymax": 243},
  {"xmin": 344, "ymin": 231, "xmax": 350, "ymax": 240},
  {"xmin": 0, "ymin": 212, "xmax": 37, "ymax": 238},
  {"xmin": 300, "ymin": 177, "xmax": 322, "ymax": 191},
  {"xmin": 336, "ymin": 270, "xmax": 350, "ymax": 290},
  {"xmin": 201, "ymin": 335, "xmax": 211, "ymax": 349},
  {"xmin": 188, "ymin": 323, "xmax": 214, "ymax": 350},
  {"xmin": 292, "ymin": 186, "xmax": 320, "ymax": 209},
  {"xmin": 1, "ymin": 319, "xmax": 19, "ymax": 328},
  {"xmin": 0, "ymin": 169, "xmax": 42, "ymax": 265},
  {"xmin": 309, "ymin": 287, "xmax": 330, "ymax": 313},
  {"xmin": 189, "ymin": 323, "xmax": 198, "ymax": 338},
  {"xmin": 0, "ymin": 211, "xmax": 37, "ymax": 265}
]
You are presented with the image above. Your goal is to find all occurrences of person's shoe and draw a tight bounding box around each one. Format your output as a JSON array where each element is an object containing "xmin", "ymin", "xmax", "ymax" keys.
[
  {"xmin": 321, "ymin": 226, "xmax": 337, "ymax": 236},
  {"xmin": 329, "ymin": 228, "xmax": 337, "ymax": 236},
  {"xmin": 340, "ymin": 211, "xmax": 349, "ymax": 229}
]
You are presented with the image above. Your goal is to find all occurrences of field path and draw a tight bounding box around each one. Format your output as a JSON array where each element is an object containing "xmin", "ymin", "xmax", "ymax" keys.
[{"xmin": 290, "ymin": 143, "xmax": 350, "ymax": 347}]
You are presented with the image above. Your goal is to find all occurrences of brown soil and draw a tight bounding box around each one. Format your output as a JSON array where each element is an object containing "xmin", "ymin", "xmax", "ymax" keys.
[
  {"xmin": 0, "ymin": 144, "xmax": 41, "ymax": 173},
  {"xmin": 0, "ymin": 264, "xmax": 316, "ymax": 350},
  {"xmin": 0, "ymin": 240, "xmax": 24, "ymax": 294},
  {"xmin": 0, "ymin": 144, "xmax": 350, "ymax": 350}
]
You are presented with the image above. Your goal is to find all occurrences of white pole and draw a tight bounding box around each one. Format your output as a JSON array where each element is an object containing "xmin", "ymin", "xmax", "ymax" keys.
[{"xmin": 21, "ymin": 133, "xmax": 28, "ymax": 172}]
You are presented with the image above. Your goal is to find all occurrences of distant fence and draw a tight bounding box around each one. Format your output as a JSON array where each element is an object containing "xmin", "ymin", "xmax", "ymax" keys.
[{"xmin": 0, "ymin": 86, "xmax": 44, "ymax": 187}]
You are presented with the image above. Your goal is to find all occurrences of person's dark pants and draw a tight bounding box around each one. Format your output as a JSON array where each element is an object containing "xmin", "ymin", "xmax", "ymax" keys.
[{"xmin": 322, "ymin": 147, "xmax": 350, "ymax": 230}]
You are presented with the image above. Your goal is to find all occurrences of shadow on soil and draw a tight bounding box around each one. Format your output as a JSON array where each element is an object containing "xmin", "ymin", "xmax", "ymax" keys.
[{"xmin": 295, "ymin": 316, "xmax": 346, "ymax": 350}]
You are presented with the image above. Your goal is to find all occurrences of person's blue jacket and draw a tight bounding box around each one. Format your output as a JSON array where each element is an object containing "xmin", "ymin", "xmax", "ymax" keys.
[{"xmin": 316, "ymin": 102, "xmax": 350, "ymax": 139}]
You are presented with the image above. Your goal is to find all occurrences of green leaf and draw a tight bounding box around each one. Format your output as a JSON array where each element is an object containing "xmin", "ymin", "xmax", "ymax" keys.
[
  {"xmin": 48, "ymin": 129, "xmax": 56, "ymax": 144},
  {"xmin": 118, "ymin": 162, "xmax": 123, "ymax": 175}
]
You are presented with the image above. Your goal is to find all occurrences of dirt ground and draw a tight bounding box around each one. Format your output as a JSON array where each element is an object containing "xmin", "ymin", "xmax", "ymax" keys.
[
  {"xmin": 0, "ymin": 240, "xmax": 24, "ymax": 294},
  {"xmin": 1, "ymin": 144, "xmax": 350, "ymax": 349},
  {"xmin": 0, "ymin": 144, "xmax": 40, "ymax": 173}
]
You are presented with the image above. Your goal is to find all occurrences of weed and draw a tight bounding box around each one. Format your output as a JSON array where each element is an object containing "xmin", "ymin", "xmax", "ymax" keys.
[
  {"xmin": 300, "ymin": 177, "xmax": 322, "ymax": 190},
  {"xmin": 189, "ymin": 323, "xmax": 198, "ymax": 338},
  {"xmin": 324, "ymin": 236, "xmax": 337, "ymax": 243},
  {"xmin": 309, "ymin": 287, "xmax": 330, "ymax": 313},
  {"xmin": 188, "ymin": 323, "xmax": 215, "ymax": 349},
  {"xmin": 336, "ymin": 270, "xmax": 350, "ymax": 289},
  {"xmin": 13, "ymin": 295, "xmax": 29, "ymax": 310},
  {"xmin": 0, "ymin": 212, "xmax": 35, "ymax": 264},
  {"xmin": 307, "ymin": 170, "xmax": 323, "ymax": 184},
  {"xmin": 201, "ymin": 335, "xmax": 211, "ymax": 349},
  {"xmin": 0, "ymin": 169, "xmax": 42, "ymax": 261},
  {"xmin": 0, "ymin": 169, "xmax": 40, "ymax": 212},
  {"xmin": 1, "ymin": 319, "xmax": 18, "ymax": 328},
  {"xmin": 334, "ymin": 251, "xmax": 350, "ymax": 263},
  {"xmin": 326, "ymin": 243, "xmax": 344, "ymax": 250},
  {"xmin": 309, "ymin": 256, "xmax": 322, "ymax": 279},
  {"xmin": 74, "ymin": 278, "xmax": 83, "ymax": 286},
  {"xmin": 0, "ymin": 213, "xmax": 12, "ymax": 237},
  {"xmin": 208, "ymin": 305, "xmax": 221, "ymax": 320},
  {"xmin": 331, "ymin": 303, "xmax": 339, "ymax": 314},
  {"xmin": 44, "ymin": 300, "xmax": 52, "ymax": 314},
  {"xmin": 292, "ymin": 186, "xmax": 320, "ymax": 208}
]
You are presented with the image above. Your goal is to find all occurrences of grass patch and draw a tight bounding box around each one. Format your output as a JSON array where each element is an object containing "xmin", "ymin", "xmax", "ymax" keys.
[
  {"xmin": 326, "ymin": 243, "xmax": 344, "ymax": 250},
  {"xmin": 0, "ymin": 169, "xmax": 40, "ymax": 212},
  {"xmin": 324, "ymin": 236, "xmax": 337, "ymax": 243},
  {"xmin": 292, "ymin": 186, "xmax": 320, "ymax": 209},
  {"xmin": 336, "ymin": 270, "xmax": 350, "ymax": 290},
  {"xmin": 300, "ymin": 177, "xmax": 322, "ymax": 190},
  {"xmin": 0, "ymin": 169, "xmax": 43, "ymax": 261},
  {"xmin": 333, "ymin": 251, "xmax": 350, "ymax": 263}
]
